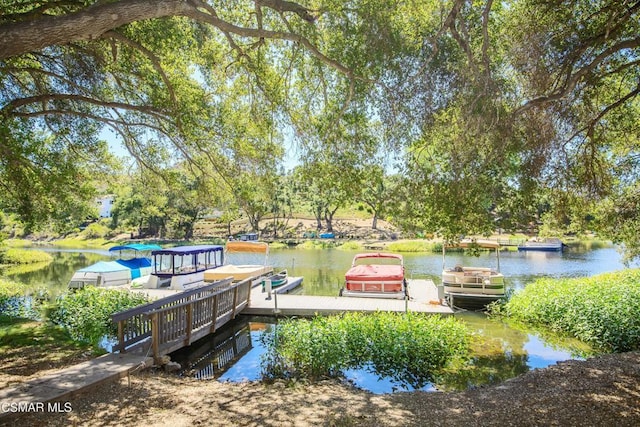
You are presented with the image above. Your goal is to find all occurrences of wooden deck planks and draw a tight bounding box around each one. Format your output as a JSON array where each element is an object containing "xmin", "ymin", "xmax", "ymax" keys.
[
  {"xmin": 245, "ymin": 279, "xmax": 453, "ymax": 316},
  {"xmin": 0, "ymin": 353, "xmax": 152, "ymax": 417}
]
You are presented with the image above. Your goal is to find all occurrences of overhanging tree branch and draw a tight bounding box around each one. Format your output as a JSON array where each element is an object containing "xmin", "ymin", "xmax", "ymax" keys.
[
  {"xmin": 515, "ymin": 36, "xmax": 640, "ymax": 115},
  {"xmin": 0, "ymin": 0, "xmax": 356, "ymax": 79}
]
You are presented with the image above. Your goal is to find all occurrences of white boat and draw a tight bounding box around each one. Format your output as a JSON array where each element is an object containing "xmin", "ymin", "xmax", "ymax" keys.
[
  {"xmin": 68, "ymin": 243, "xmax": 162, "ymax": 289},
  {"xmin": 441, "ymin": 239, "xmax": 505, "ymax": 309},
  {"xmin": 517, "ymin": 237, "xmax": 564, "ymax": 251},
  {"xmin": 144, "ymin": 245, "xmax": 224, "ymax": 290},
  {"xmin": 203, "ymin": 241, "xmax": 273, "ymax": 284}
]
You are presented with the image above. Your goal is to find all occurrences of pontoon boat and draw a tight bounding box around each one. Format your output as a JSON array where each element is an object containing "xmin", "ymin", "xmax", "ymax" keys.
[
  {"xmin": 341, "ymin": 253, "xmax": 407, "ymax": 299},
  {"xmin": 442, "ymin": 239, "xmax": 505, "ymax": 309}
]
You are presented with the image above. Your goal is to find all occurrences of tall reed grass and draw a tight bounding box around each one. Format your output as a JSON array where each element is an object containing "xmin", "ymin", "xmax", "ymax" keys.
[
  {"xmin": 494, "ymin": 269, "xmax": 640, "ymax": 352},
  {"xmin": 261, "ymin": 311, "xmax": 469, "ymax": 387},
  {"xmin": 0, "ymin": 248, "xmax": 53, "ymax": 264}
]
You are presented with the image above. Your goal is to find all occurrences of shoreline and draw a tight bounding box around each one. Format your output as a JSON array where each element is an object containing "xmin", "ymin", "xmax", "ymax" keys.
[{"xmin": 1, "ymin": 350, "xmax": 639, "ymax": 426}]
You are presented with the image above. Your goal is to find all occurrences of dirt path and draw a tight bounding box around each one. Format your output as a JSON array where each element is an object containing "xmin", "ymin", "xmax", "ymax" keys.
[{"xmin": 2, "ymin": 351, "xmax": 640, "ymax": 427}]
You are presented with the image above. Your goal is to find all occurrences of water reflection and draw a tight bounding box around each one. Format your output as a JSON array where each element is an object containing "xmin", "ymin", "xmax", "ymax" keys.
[
  {"xmin": 1, "ymin": 245, "xmax": 632, "ymax": 298},
  {"xmin": 343, "ymin": 365, "xmax": 438, "ymax": 394},
  {"xmin": 171, "ymin": 318, "xmax": 265, "ymax": 381},
  {"xmin": 268, "ymin": 245, "xmax": 636, "ymax": 294},
  {"xmin": 0, "ymin": 244, "xmax": 621, "ymax": 393},
  {"xmin": 168, "ymin": 313, "xmax": 592, "ymax": 394},
  {"xmin": 0, "ymin": 250, "xmax": 110, "ymax": 296}
]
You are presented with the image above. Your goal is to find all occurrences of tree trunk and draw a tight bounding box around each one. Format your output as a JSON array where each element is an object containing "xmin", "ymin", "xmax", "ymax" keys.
[
  {"xmin": 372, "ymin": 214, "xmax": 378, "ymax": 230},
  {"xmin": 324, "ymin": 206, "xmax": 339, "ymax": 233},
  {"xmin": 314, "ymin": 206, "xmax": 323, "ymax": 230}
]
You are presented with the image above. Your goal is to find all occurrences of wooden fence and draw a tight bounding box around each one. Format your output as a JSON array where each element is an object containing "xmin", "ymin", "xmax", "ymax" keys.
[{"xmin": 111, "ymin": 277, "xmax": 252, "ymax": 363}]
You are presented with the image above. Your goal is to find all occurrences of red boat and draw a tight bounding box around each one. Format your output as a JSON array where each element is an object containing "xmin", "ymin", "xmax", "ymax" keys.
[{"xmin": 340, "ymin": 253, "xmax": 407, "ymax": 299}]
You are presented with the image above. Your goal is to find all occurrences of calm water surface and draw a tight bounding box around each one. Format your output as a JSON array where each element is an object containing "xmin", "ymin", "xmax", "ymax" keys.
[{"xmin": 1, "ymin": 243, "xmax": 633, "ymax": 393}]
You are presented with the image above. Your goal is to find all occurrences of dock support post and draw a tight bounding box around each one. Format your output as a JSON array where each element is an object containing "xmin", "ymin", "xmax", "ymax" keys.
[
  {"xmin": 265, "ymin": 279, "xmax": 272, "ymax": 300},
  {"xmin": 232, "ymin": 285, "xmax": 239, "ymax": 318},
  {"xmin": 185, "ymin": 304, "xmax": 193, "ymax": 346},
  {"xmin": 150, "ymin": 312, "xmax": 160, "ymax": 365},
  {"xmin": 273, "ymin": 281, "xmax": 280, "ymax": 315},
  {"xmin": 117, "ymin": 321, "xmax": 125, "ymax": 353}
]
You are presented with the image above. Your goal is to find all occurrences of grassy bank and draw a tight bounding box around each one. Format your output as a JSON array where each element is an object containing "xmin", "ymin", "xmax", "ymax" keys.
[
  {"xmin": 0, "ymin": 316, "xmax": 96, "ymax": 389},
  {"xmin": 0, "ymin": 247, "xmax": 53, "ymax": 264},
  {"xmin": 491, "ymin": 269, "xmax": 640, "ymax": 352}
]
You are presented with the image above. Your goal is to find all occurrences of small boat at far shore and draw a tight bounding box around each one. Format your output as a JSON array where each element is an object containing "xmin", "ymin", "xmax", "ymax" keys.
[{"xmin": 517, "ymin": 237, "xmax": 564, "ymax": 252}]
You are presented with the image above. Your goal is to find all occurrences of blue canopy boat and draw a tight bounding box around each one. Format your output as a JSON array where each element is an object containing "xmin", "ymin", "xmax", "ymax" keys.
[
  {"xmin": 146, "ymin": 245, "xmax": 225, "ymax": 290},
  {"xmin": 67, "ymin": 243, "xmax": 162, "ymax": 289}
]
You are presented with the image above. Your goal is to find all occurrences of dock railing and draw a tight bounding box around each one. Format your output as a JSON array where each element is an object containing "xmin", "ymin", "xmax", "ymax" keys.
[{"xmin": 111, "ymin": 277, "xmax": 252, "ymax": 363}]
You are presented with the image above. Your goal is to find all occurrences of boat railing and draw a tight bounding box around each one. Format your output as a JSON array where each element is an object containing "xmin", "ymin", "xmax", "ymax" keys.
[
  {"xmin": 346, "ymin": 280, "xmax": 404, "ymax": 293},
  {"xmin": 111, "ymin": 277, "xmax": 252, "ymax": 363}
]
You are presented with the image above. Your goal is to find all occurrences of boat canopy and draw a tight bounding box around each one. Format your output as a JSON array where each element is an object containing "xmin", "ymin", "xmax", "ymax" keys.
[
  {"xmin": 442, "ymin": 238, "xmax": 501, "ymax": 271},
  {"xmin": 225, "ymin": 241, "xmax": 269, "ymax": 254},
  {"xmin": 151, "ymin": 245, "xmax": 225, "ymax": 278},
  {"xmin": 78, "ymin": 258, "xmax": 153, "ymax": 273},
  {"xmin": 151, "ymin": 245, "xmax": 224, "ymax": 256},
  {"xmin": 352, "ymin": 253, "xmax": 403, "ymax": 264},
  {"xmin": 109, "ymin": 243, "xmax": 162, "ymax": 252}
]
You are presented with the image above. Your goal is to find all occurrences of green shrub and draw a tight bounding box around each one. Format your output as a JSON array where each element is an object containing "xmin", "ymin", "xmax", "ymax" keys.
[
  {"xmin": 48, "ymin": 287, "xmax": 150, "ymax": 347},
  {"xmin": 0, "ymin": 248, "xmax": 53, "ymax": 264},
  {"xmin": 386, "ymin": 240, "xmax": 437, "ymax": 252},
  {"xmin": 0, "ymin": 279, "xmax": 26, "ymax": 317},
  {"xmin": 497, "ymin": 269, "xmax": 640, "ymax": 352},
  {"xmin": 82, "ymin": 222, "xmax": 110, "ymax": 239},
  {"xmin": 297, "ymin": 240, "xmax": 336, "ymax": 249},
  {"xmin": 336, "ymin": 241, "xmax": 362, "ymax": 251},
  {"xmin": 0, "ymin": 279, "xmax": 46, "ymax": 319},
  {"xmin": 261, "ymin": 312, "xmax": 469, "ymax": 387}
]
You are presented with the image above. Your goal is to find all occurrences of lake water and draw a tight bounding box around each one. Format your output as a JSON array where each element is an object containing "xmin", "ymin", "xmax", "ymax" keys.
[{"xmin": 1, "ymin": 243, "xmax": 633, "ymax": 393}]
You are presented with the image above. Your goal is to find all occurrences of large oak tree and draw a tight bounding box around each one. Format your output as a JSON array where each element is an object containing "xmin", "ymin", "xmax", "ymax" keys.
[{"xmin": 2, "ymin": 1, "xmax": 639, "ymax": 258}]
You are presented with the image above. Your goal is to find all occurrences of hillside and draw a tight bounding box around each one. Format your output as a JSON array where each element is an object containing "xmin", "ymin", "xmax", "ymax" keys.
[{"xmin": 193, "ymin": 215, "xmax": 402, "ymax": 241}]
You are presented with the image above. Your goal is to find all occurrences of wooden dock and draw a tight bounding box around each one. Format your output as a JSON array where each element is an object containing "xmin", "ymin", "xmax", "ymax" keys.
[
  {"xmin": 111, "ymin": 277, "xmax": 252, "ymax": 364},
  {"xmin": 0, "ymin": 353, "xmax": 152, "ymax": 419},
  {"xmin": 245, "ymin": 279, "xmax": 453, "ymax": 316}
]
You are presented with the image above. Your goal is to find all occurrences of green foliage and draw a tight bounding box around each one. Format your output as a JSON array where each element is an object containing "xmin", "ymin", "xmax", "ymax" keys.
[
  {"xmin": 0, "ymin": 248, "xmax": 53, "ymax": 264},
  {"xmin": 0, "ymin": 279, "xmax": 26, "ymax": 312},
  {"xmin": 48, "ymin": 288, "xmax": 150, "ymax": 347},
  {"xmin": 595, "ymin": 185, "xmax": 640, "ymax": 265},
  {"xmin": 2, "ymin": 0, "xmax": 640, "ymax": 262},
  {"xmin": 51, "ymin": 237, "xmax": 110, "ymax": 249},
  {"xmin": 297, "ymin": 240, "xmax": 337, "ymax": 249},
  {"xmin": 386, "ymin": 240, "xmax": 438, "ymax": 253},
  {"xmin": 496, "ymin": 270, "xmax": 640, "ymax": 352},
  {"xmin": 336, "ymin": 241, "xmax": 363, "ymax": 251},
  {"xmin": 0, "ymin": 317, "xmax": 95, "ymax": 355},
  {"xmin": 261, "ymin": 312, "xmax": 469, "ymax": 388},
  {"xmin": 82, "ymin": 222, "xmax": 110, "ymax": 239},
  {"xmin": 0, "ymin": 279, "xmax": 46, "ymax": 319}
]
